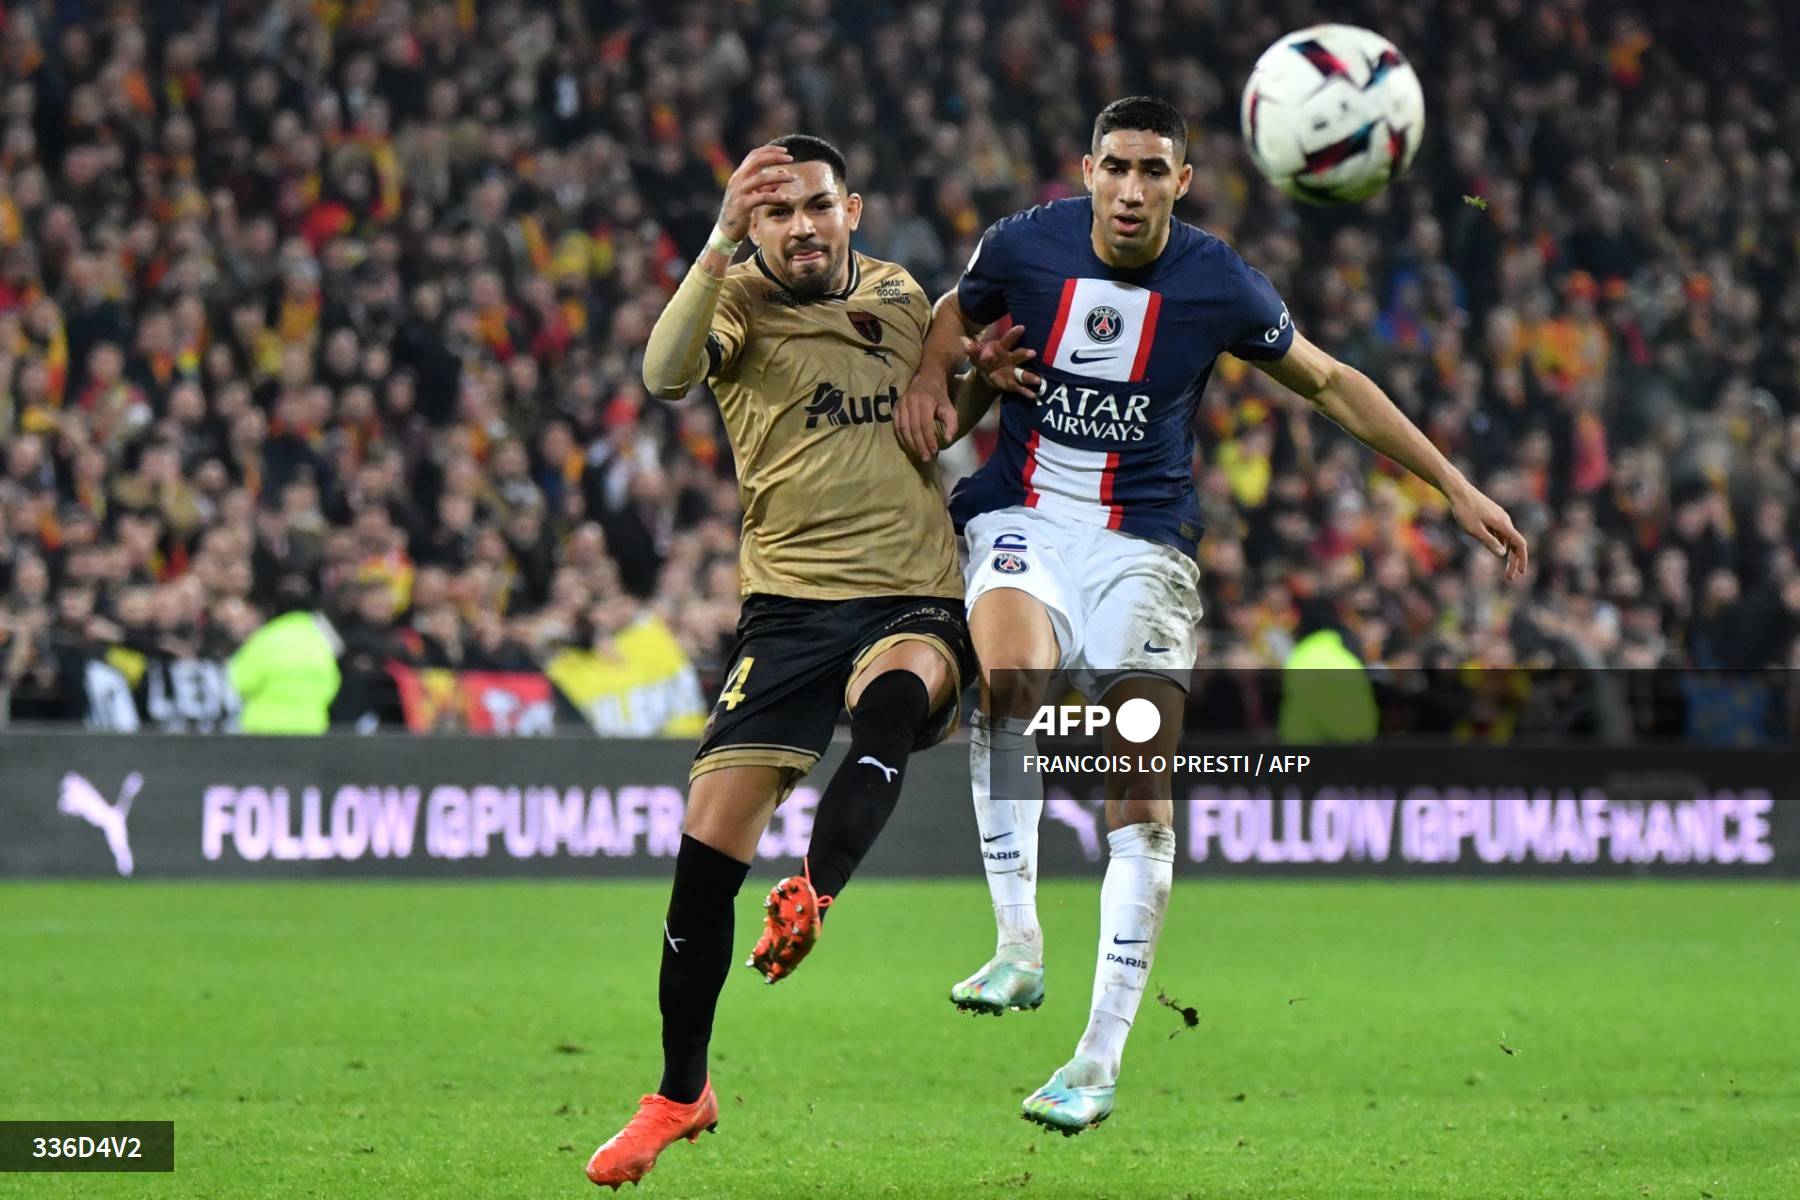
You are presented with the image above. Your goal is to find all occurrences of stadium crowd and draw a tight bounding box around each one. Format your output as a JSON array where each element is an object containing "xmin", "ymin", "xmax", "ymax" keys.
[{"xmin": 2, "ymin": 0, "xmax": 1799, "ymax": 730}]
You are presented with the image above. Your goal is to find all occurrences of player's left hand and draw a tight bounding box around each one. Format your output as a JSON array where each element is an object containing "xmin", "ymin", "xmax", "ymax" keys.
[
  {"xmin": 896, "ymin": 375, "xmax": 957, "ymax": 463},
  {"xmin": 1449, "ymin": 483, "xmax": 1530, "ymax": 581},
  {"xmin": 963, "ymin": 324, "xmax": 1041, "ymax": 398}
]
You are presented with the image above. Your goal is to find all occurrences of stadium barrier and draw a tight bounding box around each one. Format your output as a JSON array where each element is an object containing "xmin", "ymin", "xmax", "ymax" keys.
[{"xmin": 0, "ymin": 730, "xmax": 1793, "ymax": 879}]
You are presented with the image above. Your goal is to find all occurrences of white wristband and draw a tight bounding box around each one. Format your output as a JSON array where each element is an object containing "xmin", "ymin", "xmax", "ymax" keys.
[{"xmin": 706, "ymin": 226, "xmax": 742, "ymax": 257}]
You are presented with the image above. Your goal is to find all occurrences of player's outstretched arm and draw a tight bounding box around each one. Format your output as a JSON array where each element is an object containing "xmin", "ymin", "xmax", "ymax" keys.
[
  {"xmin": 899, "ymin": 296, "xmax": 1042, "ymax": 461},
  {"xmin": 1254, "ymin": 331, "xmax": 1530, "ymax": 580},
  {"xmin": 896, "ymin": 291, "xmax": 981, "ymax": 461},
  {"xmin": 642, "ymin": 145, "xmax": 796, "ymax": 399},
  {"xmin": 942, "ymin": 325, "xmax": 1043, "ymax": 449},
  {"xmin": 944, "ymin": 370, "xmax": 996, "ymax": 450}
]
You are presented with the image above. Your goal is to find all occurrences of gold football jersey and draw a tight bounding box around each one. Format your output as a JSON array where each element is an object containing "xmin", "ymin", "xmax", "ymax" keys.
[{"xmin": 704, "ymin": 251, "xmax": 962, "ymax": 600}]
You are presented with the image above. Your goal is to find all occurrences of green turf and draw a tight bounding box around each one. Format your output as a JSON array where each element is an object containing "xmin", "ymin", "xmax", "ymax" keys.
[{"xmin": 1, "ymin": 879, "xmax": 1796, "ymax": 1198}]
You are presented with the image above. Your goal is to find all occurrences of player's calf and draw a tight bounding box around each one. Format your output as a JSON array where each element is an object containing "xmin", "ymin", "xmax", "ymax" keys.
[
  {"xmin": 968, "ymin": 711, "xmax": 1045, "ymax": 961},
  {"xmin": 805, "ymin": 669, "xmax": 932, "ymax": 901},
  {"xmin": 1072, "ymin": 822, "xmax": 1174, "ymax": 1074},
  {"xmin": 658, "ymin": 833, "xmax": 751, "ymax": 1100},
  {"xmin": 747, "ymin": 669, "xmax": 935, "ymax": 984},
  {"xmin": 968, "ymin": 583, "xmax": 1061, "ymax": 965}
]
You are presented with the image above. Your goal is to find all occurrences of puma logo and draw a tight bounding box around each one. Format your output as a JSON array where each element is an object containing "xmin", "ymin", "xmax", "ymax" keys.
[
  {"xmin": 664, "ymin": 922, "xmax": 686, "ymax": 954},
  {"xmin": 858, "ymin": 755, "xmax": 899, "ymax": 782},
  {"xmin": 58, "ymin": 772, "xmax": 143, "ymax": 877}
]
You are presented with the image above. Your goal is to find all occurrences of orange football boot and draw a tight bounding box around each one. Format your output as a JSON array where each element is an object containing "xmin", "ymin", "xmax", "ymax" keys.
[
  {"xmin": 585, "ymin": 1080, "xmax": 719, "ymax": 1190},
  {"xmin": 745, "ymin": 865, "xmax": 831, "ymax": 983}
]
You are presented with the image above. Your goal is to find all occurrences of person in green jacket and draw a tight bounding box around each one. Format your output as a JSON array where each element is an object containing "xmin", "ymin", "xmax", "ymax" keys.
[
  {"xmin": 1279, "ymin": 597, "xmax": 1378, "ymax": 743},
  {"xmin": 229, "ymin": 574, "xmax": 343, "ymax": 734}
]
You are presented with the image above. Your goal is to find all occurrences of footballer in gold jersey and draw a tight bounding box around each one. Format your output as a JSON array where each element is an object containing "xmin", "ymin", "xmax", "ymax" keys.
[
  {"xmin": 697, "ymin": 246, "xmax": 963, "ymax": 602},
  {"xmin": 586, "ymin": 136, "xmax": 989, "ymax": 1190}
]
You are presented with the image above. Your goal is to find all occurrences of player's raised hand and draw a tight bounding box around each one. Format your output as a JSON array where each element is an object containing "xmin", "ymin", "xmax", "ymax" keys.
[
  {"xmin": 716, "ymin": 145, "xmax": 797, "ymax": 241},
  {"xmin": 896, "ymin": 374, "xmax": 957, "ymax": 463},
  {"xmin": 1449, "ymin": 483, "xmax": 1530, "ymax": 581},
  {"xmin": 963, "ymin": 324, "xmax": 1041, "ymax": 398}
]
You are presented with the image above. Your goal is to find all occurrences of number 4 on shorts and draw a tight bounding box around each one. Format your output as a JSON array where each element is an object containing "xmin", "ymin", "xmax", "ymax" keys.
[{"xmin": 718, "ymin": 656, "xmax": 756, "ymax": 710}]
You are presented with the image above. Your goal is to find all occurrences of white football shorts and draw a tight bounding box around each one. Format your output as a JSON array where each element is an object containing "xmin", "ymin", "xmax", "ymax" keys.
[{"xmin": 963, "ymin": 506, "xmax": 1203, "ymax": 697}]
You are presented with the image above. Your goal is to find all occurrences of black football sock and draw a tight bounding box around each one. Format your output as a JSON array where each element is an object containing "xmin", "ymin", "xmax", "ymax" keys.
[
  {"xmin": 657, "ymin": 833, "xmax": 750, "ymax": 1103},
  {"xmin": 805, "ymin": 670, "xmax": 934, "ymax": 903}
]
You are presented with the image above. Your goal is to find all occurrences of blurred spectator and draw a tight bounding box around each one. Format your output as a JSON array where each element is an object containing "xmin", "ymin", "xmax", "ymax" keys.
[
  {"xmin": 228, "ymin": 575, "xmax": 342, "ymax": 734},
  {"xmin": 1279, "ymin": 598, "xmax": 1378, "ymax": 743},
  {"xmin": 333, "ymin": 580, "xmax": 409, "ymax": 729},
  {"xmin": 0, "ymin": 0, "xmax": 1795, "ymax": 740}
]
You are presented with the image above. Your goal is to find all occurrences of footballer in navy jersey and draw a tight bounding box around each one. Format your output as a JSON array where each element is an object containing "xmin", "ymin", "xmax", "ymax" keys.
[
  {"xmin": 947, "ymin": 192, "xmax": 1295, "ymax": 559},
  {"xmin": 895, "ymin": 97, "xmax": 1528, "ymax": 1136}
]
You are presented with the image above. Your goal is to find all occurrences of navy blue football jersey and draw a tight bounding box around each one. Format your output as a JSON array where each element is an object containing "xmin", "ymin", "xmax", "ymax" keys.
[{"xmin": 949, "ymin": 197, "xmax": 1294, "ymax": 557}]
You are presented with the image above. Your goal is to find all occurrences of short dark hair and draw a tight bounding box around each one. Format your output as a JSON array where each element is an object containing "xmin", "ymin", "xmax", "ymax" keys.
[
  {"xmin": 767, "ymin": 133, "xmax": 848, "ymax": 188},
  {"xmin": 1295, "ymin": 595, "xmax": 1342, "ymax": 640},
  {"xmin": 1091, "ymin": 96, "xmax": 1188, "ymax": 162},
  {"xmin": 273, "ymin": 572, "xmax": 318, "ymax": 615}
]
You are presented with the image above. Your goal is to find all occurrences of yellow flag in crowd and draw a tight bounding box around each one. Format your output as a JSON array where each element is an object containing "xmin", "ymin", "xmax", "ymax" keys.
[{"xmin": 547, "ymin": 614, "xmax": 707, "ymax": 737}]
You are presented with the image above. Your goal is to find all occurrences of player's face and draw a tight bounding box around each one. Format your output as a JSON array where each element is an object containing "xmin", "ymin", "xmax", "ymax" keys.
[
  {"xmin": 1083, "ymin": 130, "xmax": 1192, "ymax": 266},
  {"xmin": 750, "ymin": 161, "xmax": 862, "ymax": 300}
]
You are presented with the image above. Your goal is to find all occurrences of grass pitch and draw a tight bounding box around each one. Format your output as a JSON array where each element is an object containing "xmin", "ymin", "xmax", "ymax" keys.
[{"xmin": 2, "ymin": 879, "xmax": 1795, "ymax": 1198}]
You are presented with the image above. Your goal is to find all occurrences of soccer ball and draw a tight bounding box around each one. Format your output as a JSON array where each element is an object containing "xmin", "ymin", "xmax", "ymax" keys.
[{"xmin": 1240, "ymin": 24, "xmax": 1425, "ymax": 205}]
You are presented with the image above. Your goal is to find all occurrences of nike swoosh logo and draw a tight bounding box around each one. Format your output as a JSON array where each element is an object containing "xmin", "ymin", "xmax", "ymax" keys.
[
  {"xmin": 982, "ymin": 832, "xmax": 1011, "ymax": 843},
  {"xmin": 1069, "ymin": 349, "xmax": 1117, "ymax": 364},
  {"xmin": 1111, "ymin": 935, "xmax": 1149, "ymax": 945},
  {"xmin": 1143, "ymin": 642, "xmax": 1171, "ymax": 653}
]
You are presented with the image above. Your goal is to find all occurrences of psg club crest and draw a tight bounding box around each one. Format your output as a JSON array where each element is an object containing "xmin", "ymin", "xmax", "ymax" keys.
[
  {"xmin": 992, "ymin": 552, "xmax": 1028, "ymax": 574},
  {"xmin": 848, "ymin": 310, "xmax": 884, "ymax": 344},
  {"xmin": 1084, "ymin": 305, "xmax": 1124, "ymax": 343}
]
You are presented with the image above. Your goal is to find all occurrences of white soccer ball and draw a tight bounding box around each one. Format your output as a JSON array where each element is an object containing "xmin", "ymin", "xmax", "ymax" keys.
[{"xmin": 1240, "ymin": 24, "xmax": 1425, "ymax": 205}]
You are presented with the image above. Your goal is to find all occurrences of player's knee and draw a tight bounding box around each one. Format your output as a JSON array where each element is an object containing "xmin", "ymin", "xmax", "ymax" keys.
[
  {"xmin": 682, "ymin": 766, "xmax": 787, "ymax": 859},
  {"xmin": 975, "ymin": 628, "xmax": 1058, "ymax": 674},
  {"xmin": 978, "ymin": 626, "xmax": 1057, "ymax": 707},
  {"xmin": 681, "ymin": 808, "xmax": 761, "ymax": 863},
  {"xmin": 981, "ymin": 664, "xmax": 1048, "ymax": 721},
  {"xmin": 1108, "ymin": 778, "xmax": 1173, "ymax": 827},
  {"xmin": 971, "ymin": 594, "xmax": 1059, "ymax": 682},
  {"xmin": 979, "ymin": 643, "xmax": 1047, "ymax": 676},
  {"xmin": 851, "ymin": 639, "xmax": 952, "ymax": 710},
  {"xmin": 849, "ymin": 669, "xmax": 933, "ymax": 746}
]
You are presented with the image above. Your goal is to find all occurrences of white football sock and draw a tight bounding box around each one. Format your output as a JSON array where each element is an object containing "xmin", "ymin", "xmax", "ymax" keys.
[
  {"xmin": 969, "ymin": 712, "xmax": 1042, "ymax": 960},
  {"xmin": 1075, "ymin": 822, "xmax": 1176, "ymax": 1079}
]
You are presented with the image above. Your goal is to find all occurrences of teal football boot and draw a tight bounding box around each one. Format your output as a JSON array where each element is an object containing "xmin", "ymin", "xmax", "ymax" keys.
[
  {"xmin": 1020, "ymin": 1056, "xmax": 1115, "ymax": 1135},
  {"xmin": 948, "ymin": 952, "xmax": 1045, "ymax": 1015}
]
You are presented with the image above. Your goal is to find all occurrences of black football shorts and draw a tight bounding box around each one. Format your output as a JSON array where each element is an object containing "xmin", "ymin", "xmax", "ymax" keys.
[{"xmin": 691, "ymin": 594, "xmax": 974, "ymax": 782}]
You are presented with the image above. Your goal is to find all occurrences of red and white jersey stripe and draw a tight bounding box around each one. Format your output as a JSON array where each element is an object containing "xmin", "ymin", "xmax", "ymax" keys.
[
  {"xmin": 1040, "ymin": 277, "xmax": 1164, "ymax": 383},
  {"xmin": 1019, "ymin": 434, "xmax": 1124, "ymax": 528}
]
